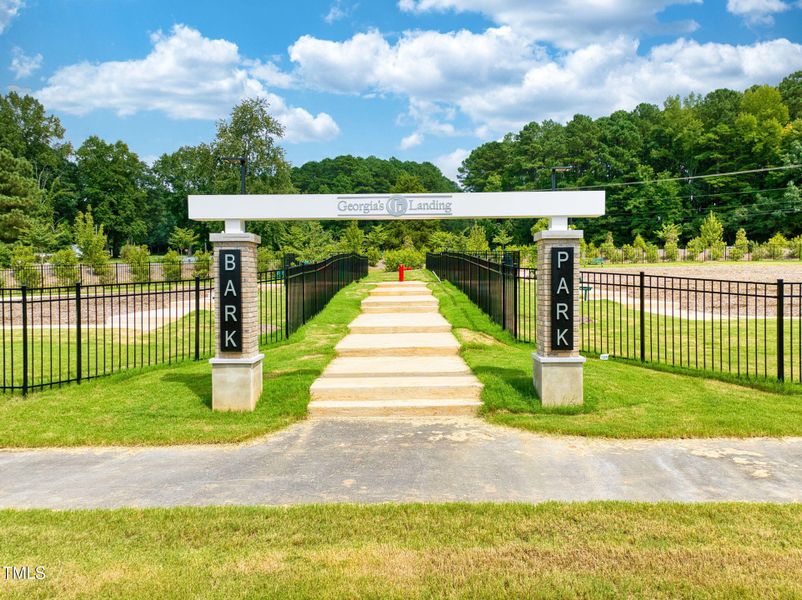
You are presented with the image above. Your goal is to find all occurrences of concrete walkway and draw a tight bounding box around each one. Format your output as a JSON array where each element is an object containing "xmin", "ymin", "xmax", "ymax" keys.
[
  {"xmin": 1, "ymin": 417, "xmax": 801, "ymax": 509},
  {"xmin": 309, "ymin": 280, "xmax": 483, "ymax": 416}
]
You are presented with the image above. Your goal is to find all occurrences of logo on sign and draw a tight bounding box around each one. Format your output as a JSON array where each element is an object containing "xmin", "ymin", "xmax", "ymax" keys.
[{"xmin": 386, "ymin": 195, "xmax": 409, "ymax": 216}]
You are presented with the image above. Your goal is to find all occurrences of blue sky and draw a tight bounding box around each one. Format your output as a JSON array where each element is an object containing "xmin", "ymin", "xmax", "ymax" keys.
[{"xmin": 2, "ymin": 0, "xmax": 802, "ymax": 180}]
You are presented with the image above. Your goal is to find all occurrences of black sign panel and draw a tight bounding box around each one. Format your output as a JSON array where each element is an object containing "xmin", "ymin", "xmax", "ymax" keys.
[
  {"xmin": 219, "ymin": 249, "xmax": 242, "ymax": 352},
  {"xmin": 550, "ymin": 247, "xmax": 574, "ymax": 350}
]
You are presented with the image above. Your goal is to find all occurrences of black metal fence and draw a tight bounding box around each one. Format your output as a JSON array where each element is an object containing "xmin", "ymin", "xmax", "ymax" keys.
[
  {"xmin": 285, "ymin": 253, "xmax": 368, "ymax": 335},
  {"xmin": 2, "ymin": 253, "xmax": 367, "ymax": 394},
  {"xmin": 427, "ymin": 252, "xmax": 518, "ymax": 334},
  {"xmin": 428, "ymin": 251, "xmax": 802, "ymax": 384},
  {"xmin": 1, "ymin": 261, "xmax": 209, "ymax": 288}
]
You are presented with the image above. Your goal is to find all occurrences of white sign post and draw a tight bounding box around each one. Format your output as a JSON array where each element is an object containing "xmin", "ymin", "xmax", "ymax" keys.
[{"xmin": 189, "ymin": 191, "xmax": 605, "ymax": 410}]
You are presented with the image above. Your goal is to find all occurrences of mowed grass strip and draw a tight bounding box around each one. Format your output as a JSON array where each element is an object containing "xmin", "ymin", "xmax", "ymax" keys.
[
  {"xmin": 1, "ymin": 503, "xmax": 801, "ymax": 599},
  {"xmin": 0, "ymin": 279, "xmax": 369, "ymax": 447},
  {"xmin": 430, "ymin": 279, "xmax": 802, "ymax": 438}
]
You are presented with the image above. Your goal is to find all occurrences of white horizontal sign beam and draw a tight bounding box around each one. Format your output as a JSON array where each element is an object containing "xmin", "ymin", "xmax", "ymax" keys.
[{"xmin": 188, "ymin": 191, "xmax": 605, "ymax": 221}]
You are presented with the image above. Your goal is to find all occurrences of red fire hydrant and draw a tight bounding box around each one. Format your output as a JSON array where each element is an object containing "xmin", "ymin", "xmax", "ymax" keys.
[{"xmin": 398, "ymin": 264, "xmax": 413, "ymax": 281}]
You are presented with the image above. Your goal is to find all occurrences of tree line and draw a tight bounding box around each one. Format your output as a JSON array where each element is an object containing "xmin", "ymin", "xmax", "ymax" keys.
[{"xmin": 1, "ymin": 70, "xmax": 801, "ymax": 276}]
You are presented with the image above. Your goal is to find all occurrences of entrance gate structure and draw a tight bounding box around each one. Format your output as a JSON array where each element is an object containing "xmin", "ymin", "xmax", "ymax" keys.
[{"xmin": 188, "ymin": 191, "xmax": 605, "ymax": 411}]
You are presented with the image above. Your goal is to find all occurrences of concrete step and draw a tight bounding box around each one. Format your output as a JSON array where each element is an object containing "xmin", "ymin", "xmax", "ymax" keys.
[
  {"xmin": 322, "ymin": 356, "xmax": 471, "ymax": 378},
  {"xmin": 362, "ymin": 294, "xmax": 437, "ymax": 305},
  {"xmin": 311, "ymin": 375, "xmax": 483, "ymax": 401},
  {"xmin": 348, "ymin": 312, "xmax": 450, "ymax": 333},
  {"xmin": 308, "ymin": 398, "xmax": 482, "ymax": 417},
  {"xmin": 335, "ymin": 333, "xmax": 460, "ymax": 357},
  {"xmin": 375, "ymin": 280, "xmax": 428, "ymax": 287},
  {"xmin": 362, "ymin": 304, "xmax": 438, "ymax": 314},
  {"xmin": 369, "ymin": 287, "xmax": 431, "ymax": 296}
]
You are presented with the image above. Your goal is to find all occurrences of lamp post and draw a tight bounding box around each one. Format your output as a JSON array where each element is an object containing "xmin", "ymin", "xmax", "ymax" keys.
[
  {"xmin": 550, "ymin": 166, "xmax": 573, "ymax": 191},
  {"xmin": 221, "ymin": 156, "xmax": 247, "ymax": 194}
]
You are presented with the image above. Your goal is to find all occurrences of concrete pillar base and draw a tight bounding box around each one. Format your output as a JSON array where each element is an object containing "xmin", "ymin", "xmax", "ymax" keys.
[
  {"xmin": 532, "ymin": 353, "xmax": 585, "ymax": 407},
  {"xmin": 209, "ymin": 354, "xmax": 264, "ymax": 412}
]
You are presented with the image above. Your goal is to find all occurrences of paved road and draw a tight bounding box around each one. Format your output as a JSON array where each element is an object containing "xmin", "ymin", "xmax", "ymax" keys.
[{"xmin": 1, "ymin": 418, "xmax": 801, "ymax": 508}]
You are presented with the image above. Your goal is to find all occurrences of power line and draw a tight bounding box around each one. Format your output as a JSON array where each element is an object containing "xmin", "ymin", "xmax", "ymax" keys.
[{"xmin": 555, "ymin": 164, "xmax": 802, "ymax": 191}]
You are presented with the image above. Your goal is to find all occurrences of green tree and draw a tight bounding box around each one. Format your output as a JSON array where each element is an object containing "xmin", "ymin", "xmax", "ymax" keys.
[
  {"xmin": 779, "ymin": 71, "xmax": 802, "ymax": 120},
  {"xmin": 51, "ymin": 247, "xmax": 79, "ymax": 285},
  {"xmin": 213, "ymin": 97, "xmax": 294, "ymax": 195},
  {"xmin": 168, "ymin": 226, "xmax": 199, "ymax": 256},
  {"xmin": 338, "ymin": 221, "xmax": 365, "ymax": 254},
  {"xmin": 730, "ymin": 228, "xmax": 749, "ymax": 261},
  {"xmin": 465, "ymin": 224, "xmax": 490, "ymax": 251},
  {"xmin": 0, "ymin": 148, "xmax": 41, "ymax": 243},
  {"xmin": 280, "ymin": 222, "xmax": 336, "ymax": 263},
  {"xmin": 73, "ymin": 209, "xmax": 111, "ymax": 282},
  {"xmin": 492, "ymin": 224, "xmax": 513, "ymax": 249},
  {"xmin": 74, "ymin": 136, "xmax": 149, "ymax": 255},
  {"xmin": 161, "ymin": 250, "xmax": 183, "ymax": 281},
  {"xmin": 121, "ymin": 244, "xmax": 151, "ymax": 282},
  {"xmin": 10, "ymin": 244, "xmax": 42, "ymax": 287}
]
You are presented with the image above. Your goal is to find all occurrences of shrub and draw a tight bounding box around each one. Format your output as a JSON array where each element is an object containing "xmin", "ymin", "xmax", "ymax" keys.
[
  {"xmin": 622, "ymin": 244, "xmax": 638, "ymax": 263},
  {"xmin": 257, "ymin": 247, "xmax": 279, "ymax": 272},
  {"xmin": 366, "ymin": 247, "xmax": 381, "ymax": 267},
  {"xmin": 663, "ymin": 241, "xmax": 678, "ymax": 262},
  {"xmin": 789, "ymin": 235, "xmax": 802, "ymax": 260},
  {"xmin": 766, "ymin": 233, "xmax": 788, "ymax": 260},
  {"xmin": 11, "ymin": 244, "xmax": 42, "ymax": 288},
  {"xmin": 750, "ymin": 241, "xmax": 767, "ymax": 261},
  {"xmin": 121, "ymin": 244, "xmax": 151, "ymax": 282},
  {"xmin": 600, "ymin": 232, "xmax": 620, "ymax": 263},
  {"xmin": 729, "ymin": 229, "xmax": 749, "ymax": 261},
  {"xmin": 161, "ymin": 250, "xmax": 183, "ymax": 281},
  {"xmin": 686, "ymin": 237, "xmax": 704, "ymax": 261},
  {"xmin": 709, "ymin": 240, "xmax": 726, "ymax": 261},
  {"xmin": 51, "ymin": 247, "xmax": 79, "ymax": 285},
  {"xmin": 74, "ymin": 210, "xmax": 112, "ymax": 283},
  {"xmin": 645, "ymin": 243, "xmax": 659, "ymax": 263},
  {"xmin": 383, "ymin": 247, "xmax": 425, "ymax": 272},
  {"xmin": 193, "ymin": 250, "xmax": 212, "ymax": 278}
]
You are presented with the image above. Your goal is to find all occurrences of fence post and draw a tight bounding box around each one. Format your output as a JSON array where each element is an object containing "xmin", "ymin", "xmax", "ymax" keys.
[
  {"xmin": 75, "ymin": 282, "xmax": 82, "ymax": 384},
  {"xmin": 639, "ymin": 271, "xmax": 645, "ymax": 363},
  {"xmin": 778, "ymin": 279, "xmax": 785, "ymax": 382},
  {"xmin": 21, "ymin": 285, "xmax": 28, "ymax": 395},
  {"xmin": 194, "ymin": 275, "xmax": 200, "ymax": 361}
]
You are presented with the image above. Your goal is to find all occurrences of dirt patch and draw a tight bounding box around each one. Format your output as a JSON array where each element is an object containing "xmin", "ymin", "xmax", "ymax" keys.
[
  {"xmin": 456, "ymin": 328, "xmax": 503, "ymax": 346},
  {"xmin": 581, "ymin": 264, "xmax": 802, "ymax": 318},
  {"xmin": 593, "ymin": 262, "xmax": 802, "ymax": 283}
]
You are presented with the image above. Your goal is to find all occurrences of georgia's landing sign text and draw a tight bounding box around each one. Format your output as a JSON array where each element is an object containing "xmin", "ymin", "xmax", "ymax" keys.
[
  {"xmin": 218, "ymin": 249, "xmax": 242, "ymax": 352},
  {"xmin": 550, "ymin": 247, "xmax": 574, "ymax": 351},
  {"xmin": 189, "ymin": 191, "xmax": 605, "ymax": 222}
]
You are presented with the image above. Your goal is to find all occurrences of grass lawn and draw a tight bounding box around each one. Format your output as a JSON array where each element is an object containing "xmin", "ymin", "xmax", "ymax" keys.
[
  {"xmin": 1, "ymin": 503, "xmax": 801, "ymax": 599},
  {"xmin": 0, "ymin": 279, "xmax": 368, "ymax": 447},
  {"xmin": 431, "ymin": 278, "xmax": 802, "ymax": 438}
]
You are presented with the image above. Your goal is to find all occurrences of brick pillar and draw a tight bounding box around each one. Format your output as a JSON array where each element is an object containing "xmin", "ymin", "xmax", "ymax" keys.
[
  {"xmin": 532, "ymin": 229, "xmax": 585, "ymax": 406},
  {"xmin": 208, "ymin": 232, "xmax": 263, "ymax": 411}
]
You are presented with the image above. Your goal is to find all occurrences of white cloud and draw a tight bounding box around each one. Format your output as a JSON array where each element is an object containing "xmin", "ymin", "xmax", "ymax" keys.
[
  {"xmin": 0, "ymin": 0, "xmax": 24, "ymax": 34},
  {"xmin": 289, "ymin": 27, "xmax": 535, "ymax": 98},
  {"xmin": 434, "ymin": 147, "xmax": 469, "ymax": 182},
  {"xmin": 398, "ymin": 0, "xmax": 701, "ymax": 48},
  {"xmin": 324, "ymin": 0, "xmax": 351, "ymax": 23},
  {"xmin": 247, "ymin": 60, "xmax": 296, "ymax": 89},
  {"xmin": 9, "ymin": 46, "xmax": 41, "ymax": 79},
  {"xmin": 400, "ymin": 132, "xmax": 423, "ymax": 149},
  {"xmin": 459, "ymin": 37, "xmax": 802, "ymax": 135},
  {"xmin": 287, "ymin": 25, "xmax": 802, "ymax": 141},
  {"xmin": 726, "ymin": 0, "xmax": 791, "ymax": 25},
  {"xmin": 35, "ymin": 25, "xmax": 339, "ymax": 143}
]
